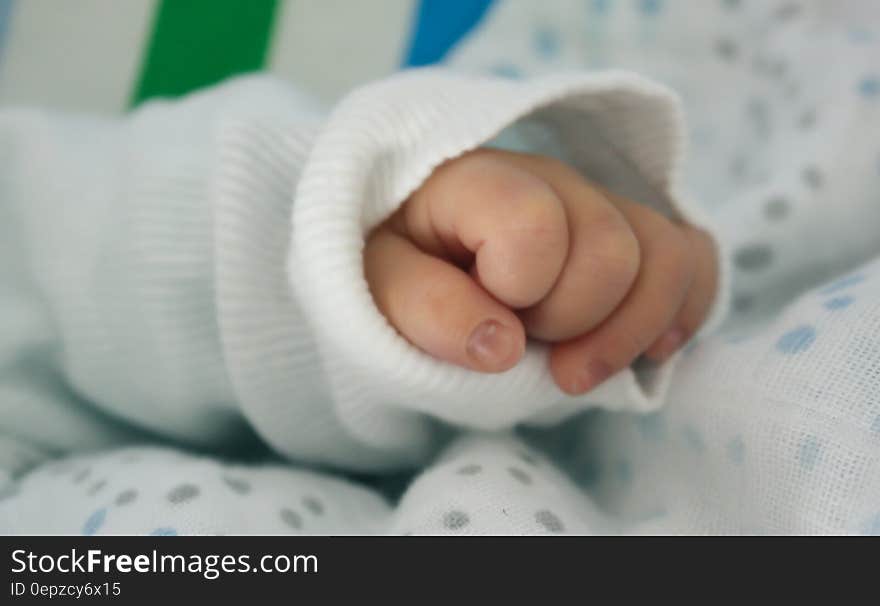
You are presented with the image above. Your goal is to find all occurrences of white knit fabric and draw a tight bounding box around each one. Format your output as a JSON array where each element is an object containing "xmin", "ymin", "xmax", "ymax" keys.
[
  {"xmin": 3, "ymin": 0, "xmax": 880, "ymax": 536},
  {"xmin": 288, "ymin": 69, "xmax": 731, "ymax": 463},
  {"xmin": 0, "ymin": 69, "xmax": 728, "ymax": 474}
]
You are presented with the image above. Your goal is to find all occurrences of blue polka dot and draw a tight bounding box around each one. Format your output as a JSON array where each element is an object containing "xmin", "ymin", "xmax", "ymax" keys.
[
  {"xmin": 820, "ymin": 273, "xmax": 865, "ymax": 294},
  {"xmin": 727, "ymin": 436, "xmax": 746, "ymax": 464},
  {"xmin": 863, "ymin": 513, "xmax": 880, "ymax": 536},
  {"xmin": 534, "ymin": 27, "xmax": 560, "ymax": 59},
  {"xmin": 635, "ymin": 413, "xmax": 666, "ymax": 441},
  {"xmin": 149, "ymin": 527, "xmax": 178, "ymax": 536},
  {"xmin": 776, "ymin": 325, "xmax": 816, "ymax": 355},
  {"xmin": 682, "ymin": 426, "xmax": 706, "ymax": 453},
  {"xmin": 591, "ymin": 0, "xmax": 612, "ymax": 15},
  {"xmin": 824, "ymin": 295, "xmax": 854, "ymax": 310},
  {"xmin": 692, "ymin": 126, "xmax": 716, "ymax": 147},
  {"xmin": 848, "ymin": 27, "xmax": 875, "ymax": 44},
  {"xmin": 797, "ymin": 436, "xmax": 822, "ymax": 470},
  {"xmin": 82, "ymin": 508, "xmax": 106, "ymax": 536},
  {"xmin": 490, "ymin": 63, "xmax": 523, "ymax": 79},
  {"xmin": 639, "ymin": 0, "xmax": 663, "ymax": 16},
  {"xmin": 859, "ymin": 76, "xmax": 880, "ymax": 97}
]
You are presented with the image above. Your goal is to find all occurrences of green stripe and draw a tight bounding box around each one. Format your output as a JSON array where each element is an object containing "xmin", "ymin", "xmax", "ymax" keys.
[{"xmin": 131, "ymin": 0, "xmax": 279, "ymax": 106}]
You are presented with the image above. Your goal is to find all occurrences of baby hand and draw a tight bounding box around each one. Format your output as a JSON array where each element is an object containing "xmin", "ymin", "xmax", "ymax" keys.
[{"xmin": 364, "ymin": 148, "xmax": 717, "ymax": 395}]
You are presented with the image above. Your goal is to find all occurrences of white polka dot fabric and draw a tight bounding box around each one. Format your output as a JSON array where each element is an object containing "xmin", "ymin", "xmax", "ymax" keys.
[
  {"xmin": 1, "ymin": 447, "xmax": 391, "ymax": 536},
  {"xmin": 2, "ymin": 253, "xmax": 880, "ymax": 536},
  {"xmin": 573, "ymin": 260, "xmax": 880, "ymax": 534},
  {"xmin": 2, "ymin": 0, "xmax": 880, "ymax": 535},
  {"xmin": 449, "ymin": 0, "xmax": 880, "ymax": 330}
]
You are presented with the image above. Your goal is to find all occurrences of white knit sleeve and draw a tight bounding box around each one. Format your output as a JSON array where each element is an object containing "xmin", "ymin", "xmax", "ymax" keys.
[
  {"xmin": 0, "ymin": 75, "xmax": 415, "ymax": 472},
  {"xmin": 0, "ymin": 76, "xmax": 338, "ymax": 467},
  {"xmin": 0, "ymin": 70, "xmax": 730, "ymax": 474},
  {"xmin": 272, "ymin": 68, "xmax": 732, "ymax": 459}
]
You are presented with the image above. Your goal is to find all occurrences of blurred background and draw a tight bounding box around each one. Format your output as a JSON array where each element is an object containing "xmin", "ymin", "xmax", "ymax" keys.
[
  {"xmin": 0, "ymin": 0, "xmax": 495, "ymax": 111},
  {"xmin": 1, "ymin": 0, "xmax": 877, "ymax": 322}
]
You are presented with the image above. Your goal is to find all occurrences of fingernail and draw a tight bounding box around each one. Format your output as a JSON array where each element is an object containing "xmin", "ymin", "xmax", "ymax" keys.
[
  {"xmin": 467, "ymin": 320, "xmax": 515, "ymax": 370},
  {"xmin": 653, "ymin": 328, "xmax": 686, "ymax": 361},
  {"xmin": 569, "ymin": 360, "xmax": 613, "ymax": 395}
]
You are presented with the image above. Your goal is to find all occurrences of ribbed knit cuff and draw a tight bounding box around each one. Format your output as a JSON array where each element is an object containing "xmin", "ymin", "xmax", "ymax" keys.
[
  {"xmin": 213, "ymin": 118, "xmax": 438, "ymax": 470},
  {"xmin": 290, "ymin": 68, "xmax": 732, "ymax": 449}
]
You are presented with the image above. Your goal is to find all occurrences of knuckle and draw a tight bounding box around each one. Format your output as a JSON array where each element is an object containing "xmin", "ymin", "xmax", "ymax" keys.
[
  {"xmin": 585, "ymin": 212, "xmax": 641, "ymax": 289},
  {"xmin": 498, "ymin": 178, "xmax": 568, "ymax": 242},
  {"xmin": 653, "ymin": 226, "xmax": 696, "ymax": 288},
  {"xmin": 530, "ymin": 153, "xmax": 580, "ymax": 179}
]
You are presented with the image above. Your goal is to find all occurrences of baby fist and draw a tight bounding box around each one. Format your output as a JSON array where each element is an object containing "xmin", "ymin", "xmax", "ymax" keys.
[{"xmin": 364, "ymin": 148, "xmax": 717, "ymax": 395}]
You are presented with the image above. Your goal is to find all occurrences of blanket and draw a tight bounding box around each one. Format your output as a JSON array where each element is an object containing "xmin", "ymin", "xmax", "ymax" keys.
[{"xmin": 1, "ymin": 0, "xmax": 879, "ymax": 535}]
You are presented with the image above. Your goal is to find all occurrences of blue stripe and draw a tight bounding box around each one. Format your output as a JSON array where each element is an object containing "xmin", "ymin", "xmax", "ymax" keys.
[
  {"xmin": 0, "ymin": 0, "xmax": 14, "ymax": 61},
  {"xmin": 402, "ymin": 0, "xmax": 495, "ymax": 66}
]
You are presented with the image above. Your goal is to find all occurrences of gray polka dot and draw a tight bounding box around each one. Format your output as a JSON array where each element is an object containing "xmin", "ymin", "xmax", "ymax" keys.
[
  {"xmin": 746, "ymin": 98, "xmax": 771, "ymax": 137},
  {"xmin": 733, "ymin": 294, "xmax": 755, "ymax": 313},
  {"xmin": 775, "ymin": 2, "xmax": 802, "ymax": 21},
  {"xmin": 730, "ymin": 155, "xmax": 748, "ymax": 179},
  {"xmin": 443, "ymin": 510, "xmax": 470, "ymax": 530},
  {"xmin": 0, "ymin": 483, "xmax": 19, "ymax": 502},
  {"xmin": 222, "ymin": 476, "xmax": 251, "ymax": 495},
  {"xmin": 72, "ymin": 468, "xmax": 91, "ymax": 484},
  {"xmin": 715, "ymin": 38, "xmax": 738, "ymax": 61},
  {"xmin": 87, "ymin": 480, "xmax": 107, "ymax": 496},
  {"xmin": 167, "ymin": 484, "xmax": 199, "ymax": 505},
  {"xmin": 735, "ymin": 244, "xmax": 774, "ymax": 271},
  {"xmin": 798, "ymin": 109, "xmax": 816, "ymax": 129},
  {"xmin": 764, "ymin": 196, "xmax": 790, "ymax": 221},
  {"xmin": 722, "ymin": 0, "xmax": 741, "ymax": 10},
  {"xmin": 802, "ymin": 166, "xmax": 823, "ymax": 189},
  {"xmin": 280, "ymin": 508, "xmax": 303, "ymax": 530},
  {"xmin": 508, "ymin": 467, "xmax": 533, "ymax": 485},
  {"xmin": 456, "ymin": 464, "xmax": 482, "ymax": 475},
  {"xmin": 768, "ymin": 59, "xmax": 788, "ymax": 80},
  {"xmin": 752, "ymin": 55, "xmax": 772, "ymax": 76},
  {"xmin": 115, "ymin": 489, "xmax": 138, "ymax": 506},
  {"xmin": 302, "ymin": 496, "xmax": 324, "ymax": 516},
  {"xmin": 535, "ymin": 510, "xmax": 565, "ymax": 533},
  {"xmin": 752, "ymin": 169, "xmax": 772, "ymax": 186}
]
